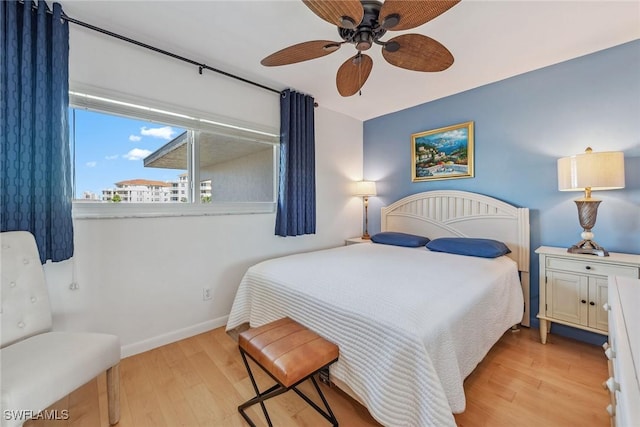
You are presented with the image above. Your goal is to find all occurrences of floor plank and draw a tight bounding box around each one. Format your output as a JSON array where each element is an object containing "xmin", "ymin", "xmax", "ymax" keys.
[{"xmin": 25, "ymin": 326, "xmax": 609, "ymax": 426}]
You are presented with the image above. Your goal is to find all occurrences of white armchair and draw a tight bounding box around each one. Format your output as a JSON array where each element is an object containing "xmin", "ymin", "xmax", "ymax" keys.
[{"xmin": 1, "ymin": 231, "xmax": 120, "ymax": 427}]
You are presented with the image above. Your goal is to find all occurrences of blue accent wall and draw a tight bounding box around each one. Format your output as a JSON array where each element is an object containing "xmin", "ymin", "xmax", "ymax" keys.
[{"xmin": 363, "ymin": 40, "xmax": 640, "ymax": 345}]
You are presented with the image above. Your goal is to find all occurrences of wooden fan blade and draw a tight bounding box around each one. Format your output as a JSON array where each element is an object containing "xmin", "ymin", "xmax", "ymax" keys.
[
  {"xmin": 302, "ymin": 0, "xmax": 364, "ymax": 29},
  {"xmin": 336, "ymin": 54, "xmax": 373, "ymax": 97},
  {"xmin": 379, "ymin": 0, "xmax": 460, "ymax": 30},
  {"xmin": 261, "ymin": 40, "xmax": 341, "ymax": 66},
  {"xmin": 382, "ymin": 34, "xmax": 454, "ymax": 72}
]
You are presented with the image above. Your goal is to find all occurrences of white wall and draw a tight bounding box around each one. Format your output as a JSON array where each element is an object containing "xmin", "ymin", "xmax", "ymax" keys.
[
  {"xmin": 42, "ymin": 24, "xmax": 364, "ymax": 357},
  {"xmin": 204, "ymin": 148, "xmax": 274, "ymax": 202}
]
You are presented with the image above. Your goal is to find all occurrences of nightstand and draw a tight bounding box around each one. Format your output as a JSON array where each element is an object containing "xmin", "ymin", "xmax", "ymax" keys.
[
  {"xmin": 535, "ymin": 246, "xmax": 640, "ymax": 344},
  {"xmin": 345, "ymin": 237, "xmax": 372, "ymax": 246}
]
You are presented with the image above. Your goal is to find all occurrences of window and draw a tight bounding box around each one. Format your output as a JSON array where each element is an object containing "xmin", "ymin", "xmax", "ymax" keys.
[
  {"xmin": 69, "ymin": 91, "xmax": 279, "ymax": 218},
  {"xmin": 71, "ymin": 109, "xmax": 188, "ymax": 202}
]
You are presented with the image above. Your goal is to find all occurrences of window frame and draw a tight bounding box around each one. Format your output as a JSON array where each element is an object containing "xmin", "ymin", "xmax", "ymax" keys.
[{"xmin": 69, "ymin": 87, "xmax": 279, "ymax": 219}]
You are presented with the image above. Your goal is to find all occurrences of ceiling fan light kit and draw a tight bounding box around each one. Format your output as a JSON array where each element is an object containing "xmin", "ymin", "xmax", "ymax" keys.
[
  {"xmin": 340, "ymin": 16, "xmax": 358, "ymax": 29},
  {"xmin": 382, "ymin": 13, "xmax": 400, "ymax": 29},
  {"xmin": 261, "ymin": 0, "xmax": 460, "ymax": 96}
]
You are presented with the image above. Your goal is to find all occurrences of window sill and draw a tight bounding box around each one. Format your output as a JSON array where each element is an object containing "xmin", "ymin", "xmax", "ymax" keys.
[{"xmin": 72, "ymin": 201, "xmax": 276, "ymax": 219}]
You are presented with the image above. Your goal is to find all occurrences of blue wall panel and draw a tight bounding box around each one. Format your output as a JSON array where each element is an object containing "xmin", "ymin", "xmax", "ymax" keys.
[{"xmin": 363, "ymin": 40, "xmax": 640, "ymax": 345}]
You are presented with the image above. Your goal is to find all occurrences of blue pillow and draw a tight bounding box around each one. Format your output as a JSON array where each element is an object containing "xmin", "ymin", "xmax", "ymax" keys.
[
  {"xmin": 371, "ymin": 232, "xmax": 430, "ymax": 247},
  {"xmin": 426, "ymin": 238, "xmax": 511, "ymax": 258}
]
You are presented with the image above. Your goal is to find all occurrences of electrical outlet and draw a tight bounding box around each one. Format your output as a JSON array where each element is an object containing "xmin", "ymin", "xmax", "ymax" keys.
[{"xmin": 202, "ymin": 287, "xmax": 212, "ymax": 301}]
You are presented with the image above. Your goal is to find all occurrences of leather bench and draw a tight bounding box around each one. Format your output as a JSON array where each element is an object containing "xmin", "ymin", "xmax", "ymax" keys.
[{"xmin": 238, "ymin": 317, "xmax": 339, "ymax": 426}]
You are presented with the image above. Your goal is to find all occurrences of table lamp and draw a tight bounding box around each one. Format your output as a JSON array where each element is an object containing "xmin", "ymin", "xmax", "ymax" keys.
[
  {"xmin": 557, "ymin": 147, "xmax": 625, "ymax": 256},
  {"xmin": 354, "ymin": 181, "xmax": 377, "ymax": 239}
]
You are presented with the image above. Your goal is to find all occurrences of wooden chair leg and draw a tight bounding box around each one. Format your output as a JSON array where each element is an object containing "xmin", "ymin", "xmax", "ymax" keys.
[{"xmin": 107, "ymin": 364, "xmax": 120, "ymax": 425}]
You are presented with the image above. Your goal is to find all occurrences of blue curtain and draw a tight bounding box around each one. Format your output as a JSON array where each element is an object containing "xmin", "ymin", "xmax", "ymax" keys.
[
  {"xmin": 275, "ymin": 89, "xmax": 316, "ymax": 236},
  {"xmin": 1, "ymin": 1, "xmax": 73, "ymax": 263}
]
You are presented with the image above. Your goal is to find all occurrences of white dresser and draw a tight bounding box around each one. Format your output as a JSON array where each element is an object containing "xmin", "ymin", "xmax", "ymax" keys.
[{"xmin": 604, "ymin": 276, "xmax": 640, "ymax": 427}]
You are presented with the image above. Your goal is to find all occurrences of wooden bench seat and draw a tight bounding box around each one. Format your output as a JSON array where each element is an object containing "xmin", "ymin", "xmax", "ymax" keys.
[{"xmin": 237, "ymin": 317, "xmax": 339, "ymax": 426}]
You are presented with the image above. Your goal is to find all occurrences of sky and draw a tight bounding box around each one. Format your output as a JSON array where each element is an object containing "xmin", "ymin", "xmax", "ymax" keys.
[{"xmin": 71, "ymin": 109, "xmax": 185, "ymax": 198}]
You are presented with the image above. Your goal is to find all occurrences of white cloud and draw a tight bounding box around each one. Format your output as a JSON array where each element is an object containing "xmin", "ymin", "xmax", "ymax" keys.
[
  {"xmin": 105, "ymin": 155, "xmax": 118, "ymax": 160},
  {"xmin": 123, "ymin": 148, "xmax": 152, "ymax": 161},
  {"xmin": 140, "ymin": 126, "xmax": 175, "ymax": 140},
  {"xmin": 129, "ymin": 135, "xmax": 142, "ymax": 142},
  {"xmin": 86, "ymin": 161, "xmax": 97, "ymax": 168}
]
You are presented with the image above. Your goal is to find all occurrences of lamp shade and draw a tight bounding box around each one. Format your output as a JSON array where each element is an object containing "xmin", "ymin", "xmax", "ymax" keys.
[
  {"xmin": 557, "ymin": 149, "xmax": 625, "ymax": 192},
  {"xmin": 354, "ymin": 181, "xmax": 377, "ymax": 197}
]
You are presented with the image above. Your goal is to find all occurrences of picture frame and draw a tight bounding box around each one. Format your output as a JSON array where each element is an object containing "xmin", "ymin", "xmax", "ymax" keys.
[{"xmin": 411, "ymin": 121, "xmax": 474, "ymax": 182}]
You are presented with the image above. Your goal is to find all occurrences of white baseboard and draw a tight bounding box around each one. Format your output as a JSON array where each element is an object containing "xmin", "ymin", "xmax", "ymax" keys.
[{"xmin": 120, "ymin": 315, "xmax": 229, "ymax": 358}]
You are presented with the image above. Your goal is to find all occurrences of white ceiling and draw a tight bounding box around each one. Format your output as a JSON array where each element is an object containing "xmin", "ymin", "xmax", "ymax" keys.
[{"xmin": 60, "ymin": 0, "xmax": 640, "ymax": 122}]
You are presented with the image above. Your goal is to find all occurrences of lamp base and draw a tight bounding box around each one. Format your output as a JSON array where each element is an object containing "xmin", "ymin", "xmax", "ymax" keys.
[
  {"xmin": 567, "ymin": 239, "xmax": 609, "ymax": 257},
  {"xmin": 361, "ymin": 233, "xmax": 371, "ymax": 240},
  {"xmin": 568, "ymin": 198, "xmax": 609, "ymax": 256}
]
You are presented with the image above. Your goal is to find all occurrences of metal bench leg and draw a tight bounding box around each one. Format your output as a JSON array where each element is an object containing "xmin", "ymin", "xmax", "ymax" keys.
[
  {"xmin": 239, "ymin": 350, "xmax": 285, "ymax": 427},
  {"xmin": 292, "ymin": 375, "xmax": 338, "ymax": 426},
  {"xmin": 239, "ymin": 383, "xmax": 290, "ymax": 427},
  {"xmin": 238, "ymin": 349, "xmax": 339, "ymax": 426}
]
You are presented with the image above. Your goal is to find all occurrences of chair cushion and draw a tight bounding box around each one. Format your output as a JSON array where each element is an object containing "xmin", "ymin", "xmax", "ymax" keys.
[
  {"xmin": 0, "ymin": 331, "xmax": 120, "ymax": 426},
  {"xmin": 1, "ymin": 231, "xmax": 53, "ymax": 347},
  {"xmin": 239, "ymin": 317, "xmax": 338, "ymax": 388}
]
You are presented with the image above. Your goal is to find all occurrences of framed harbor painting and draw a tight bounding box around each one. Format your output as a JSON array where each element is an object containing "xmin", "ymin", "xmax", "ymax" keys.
[{"xmin": 411, "ymin": 121, "xmax": 474, "ymax": 182}]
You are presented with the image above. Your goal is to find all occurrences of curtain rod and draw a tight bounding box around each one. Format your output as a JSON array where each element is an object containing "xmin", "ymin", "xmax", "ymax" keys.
[
  {"xmin": 20, "ymin": 1, "xmax": 280, "ymax": 95},
  {"xmin": 60, "ymin": 13, "xmax": 282, "ymax": 95},
  {"xmin": 24, "ymin": 2, "xmax": 323, "ymax": 105}
]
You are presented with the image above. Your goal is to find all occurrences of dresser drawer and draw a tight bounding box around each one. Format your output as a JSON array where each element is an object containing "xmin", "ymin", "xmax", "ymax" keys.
[
  {"xmin": 607, "ymin": 276, "xmax": 640, "ymax": 427},
  {"xmin": 546, "ymin": 257, "xmax": 639, "ymax": 278}
]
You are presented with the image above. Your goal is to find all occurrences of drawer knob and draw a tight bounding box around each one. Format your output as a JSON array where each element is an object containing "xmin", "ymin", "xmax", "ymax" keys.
[
  {"xmin": 581, "ymin": 299, "xmax": 587, "ymax": 304},
  {"xmin": 590, "ymin": 301, "xmax": 595, "ymax": 306},
  {"xmin": 585, "ymin": 265, "xmax": 592, "ymax": 270}
]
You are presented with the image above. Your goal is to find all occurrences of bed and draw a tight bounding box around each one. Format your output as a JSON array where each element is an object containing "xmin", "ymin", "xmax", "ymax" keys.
[{"xmin": 226, "ymin": 190, "xmax": 530, "ymax": 426}]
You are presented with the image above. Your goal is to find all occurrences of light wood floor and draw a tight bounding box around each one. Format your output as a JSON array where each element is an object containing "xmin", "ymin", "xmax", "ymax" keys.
[{"xmin": 26, "ymin": 326, "xmax": 610, "ymax": 427}]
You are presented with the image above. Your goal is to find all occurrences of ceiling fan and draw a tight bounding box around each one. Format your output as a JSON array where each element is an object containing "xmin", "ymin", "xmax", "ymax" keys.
[{"xmin": 261, "ymin": 0, "xmax": 461, "ymax": 97}]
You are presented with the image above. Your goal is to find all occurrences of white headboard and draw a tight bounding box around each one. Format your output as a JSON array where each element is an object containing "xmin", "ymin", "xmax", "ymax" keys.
[{"xmin": 381, "ymin": 190, "xmax": 530, "ymax": 326}]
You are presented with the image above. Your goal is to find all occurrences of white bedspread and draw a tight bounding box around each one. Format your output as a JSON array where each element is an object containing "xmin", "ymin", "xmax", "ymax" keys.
[{"xmin": 226, "ymin": 243, "xmax": 524, "ymax": 426}]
